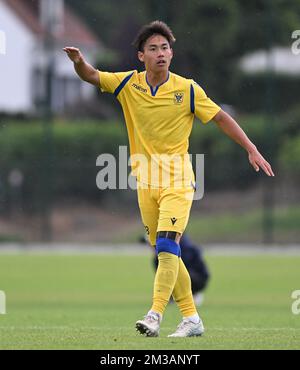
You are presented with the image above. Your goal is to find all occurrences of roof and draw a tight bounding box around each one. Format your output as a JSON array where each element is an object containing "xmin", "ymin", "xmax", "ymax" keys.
[
  {"xmin": 4, "ymin": 0, "xmax": 100, "ymax": 47},
  {"xmin": 240, "ymin": 47, "xmax": 300, "ymax": 76}
]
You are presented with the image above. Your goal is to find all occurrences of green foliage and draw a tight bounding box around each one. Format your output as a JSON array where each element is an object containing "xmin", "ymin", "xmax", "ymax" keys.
[
  {"xmin": 0, "ymin": 113, "xmax": 296, "ymax": 208},
  {"xmin": 186, "ymin": 206, "xmax": 300, "ymax": 244},
  {"xmin": 0, "ymin": 122, "xmax": 128, "ymax": 208},
  {"xmin": 280, "ymin": 104, "xmax": 300, "ymax": 137},
  {"xmin": 189, "ymin": 115, "xmax": 276, "ymax": 189},
  {"xmin": 279, "ymin": 135, "xmax": 300, "ymax": 173},
  {"xmin": 66, "ymin": 0, "xmax": 300, "ymax": 106},
  {"xmin": 277, "ymin": 106, "xmax": 300, "ymax": 175},
  {"xmin": 233, "ymin": 74, "xmax": 300, "ymax": 113}
]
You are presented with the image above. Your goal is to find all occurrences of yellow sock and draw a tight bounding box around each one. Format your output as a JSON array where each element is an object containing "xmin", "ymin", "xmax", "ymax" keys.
[
  {"xmin": 172, "ymin": 257, "xmax": 197, "ymax": 317},
  {"xmin": 151, "ymin": 252, "xmax": 179, "ymax": 315}
]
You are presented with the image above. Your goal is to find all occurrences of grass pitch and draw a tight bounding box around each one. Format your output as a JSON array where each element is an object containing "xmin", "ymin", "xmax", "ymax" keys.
[{"xmin": 0, "ymin": 252, "xmax": 299, "ymax": 349}]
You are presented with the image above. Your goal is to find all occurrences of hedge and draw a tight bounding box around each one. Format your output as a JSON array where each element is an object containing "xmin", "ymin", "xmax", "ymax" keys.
[{"xmin": 0, "ymin": 116, "xmax": 290, "ymax": 209}]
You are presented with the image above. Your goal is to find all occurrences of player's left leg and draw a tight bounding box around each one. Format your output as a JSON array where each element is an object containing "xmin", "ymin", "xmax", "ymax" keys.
[{"xmin": 169, "ymin": 258, "xmax": 204, "ymax": 337}]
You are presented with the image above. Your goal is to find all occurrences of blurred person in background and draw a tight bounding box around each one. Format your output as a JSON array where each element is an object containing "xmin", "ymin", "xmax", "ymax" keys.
[{"xmin": 63, "ymin": 20, "xmax": 274, "ymax": 338}]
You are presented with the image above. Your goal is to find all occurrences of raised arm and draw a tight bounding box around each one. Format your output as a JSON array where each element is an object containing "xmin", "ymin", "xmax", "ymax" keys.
[
  {"xmin": 213, "ymin": 109, "xmax": 275, "ymax": 177},
  {"xmin": 63, "ymin": 47, "xmax": 100, "ymax": 87}
]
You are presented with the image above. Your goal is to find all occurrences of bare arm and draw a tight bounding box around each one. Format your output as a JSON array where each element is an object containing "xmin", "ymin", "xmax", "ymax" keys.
[
  {"xmin": 63, "ymin": 47, "xmax": 100, "ymax": 86},
  {"xmin": 213, "ymin": 109, "xmax": 275, "ymax": 177}
]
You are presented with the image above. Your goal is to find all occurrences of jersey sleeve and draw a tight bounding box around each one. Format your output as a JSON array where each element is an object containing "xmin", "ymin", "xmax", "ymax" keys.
[
  {"xmin": 192, "ymin": 81, "xmax": 221, "ymax": 124},
  {"xmin": 98, "ymin": 70, "xmax": 134, "ymax": 94}
]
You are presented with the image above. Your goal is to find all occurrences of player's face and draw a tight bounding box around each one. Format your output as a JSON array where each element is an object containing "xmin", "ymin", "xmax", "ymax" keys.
[{"xmin": 138, "ymin": 34, "xmax": 173, "ymax": 73}]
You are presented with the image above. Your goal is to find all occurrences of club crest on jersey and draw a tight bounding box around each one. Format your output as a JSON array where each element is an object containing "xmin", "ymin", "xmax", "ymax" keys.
[{"xmin": 174, "ymin": 92, "xmax": 184, "ymax": 104}]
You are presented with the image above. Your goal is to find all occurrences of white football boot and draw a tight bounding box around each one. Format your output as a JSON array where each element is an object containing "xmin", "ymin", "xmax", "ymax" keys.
[
  {"xmin": 136, "ymin": 311, "xmax": 161, "ymax": 337},
  {"xmin": 168, "ymin": 317, "xmax": 204, "ymax": 337}
]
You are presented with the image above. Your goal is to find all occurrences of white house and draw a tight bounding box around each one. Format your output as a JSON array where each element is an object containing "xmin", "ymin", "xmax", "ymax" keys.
[
  {"xmin": 0, "ymin": 0, "xmax": 102, "ymax": 114},
  {"xmin": 240, "ymin": 46, "xmax": 300, "ymax": 76}
]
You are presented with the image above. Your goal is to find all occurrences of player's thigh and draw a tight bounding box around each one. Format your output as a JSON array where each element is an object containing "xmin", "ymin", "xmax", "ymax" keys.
[
  {"xmin": 157, "ymin": 186, "xmax": 194, "ymax": 235},
  {"xmin": 137, "ymin": 186, "xmax": 159, "ymax": 246}
]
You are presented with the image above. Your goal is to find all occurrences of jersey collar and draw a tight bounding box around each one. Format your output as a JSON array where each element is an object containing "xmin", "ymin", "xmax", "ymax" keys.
[{"xmin": 145, "ymin": 71, "xmax": 170, "ymax": 96}]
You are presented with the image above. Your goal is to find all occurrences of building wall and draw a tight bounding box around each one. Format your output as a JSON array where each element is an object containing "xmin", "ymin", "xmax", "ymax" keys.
[
  {"xmin": 0, "ymin": 2, "xmax": 97, "ymax": 115},
  {"xmin": 0, "ymin": 1, "xmax": 35, "ymax": 113}
]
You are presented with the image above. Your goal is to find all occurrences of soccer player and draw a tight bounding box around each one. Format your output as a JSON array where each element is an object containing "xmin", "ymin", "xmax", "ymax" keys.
[{"xmin": 63, "ymin": 21, "xmax": 274, "ymax": 338}]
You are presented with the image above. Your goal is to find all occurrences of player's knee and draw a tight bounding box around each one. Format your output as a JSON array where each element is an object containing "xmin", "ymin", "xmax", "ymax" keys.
[{"xmin": 156, "ymin": 232, "xmax": 181, "ymax": 257}]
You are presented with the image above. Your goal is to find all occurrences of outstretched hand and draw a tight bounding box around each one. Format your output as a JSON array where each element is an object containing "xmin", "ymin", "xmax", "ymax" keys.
[
  {"xmin": 63, "ymin": 47, "xmax": 83, "ymax": 64},
  {"xmin": 248, "ymin": 149, "xmax": 275, "ymax": 177},
  {"xmin": 62, "ymin": 46, "xmax": 99, "ymax": 86}
]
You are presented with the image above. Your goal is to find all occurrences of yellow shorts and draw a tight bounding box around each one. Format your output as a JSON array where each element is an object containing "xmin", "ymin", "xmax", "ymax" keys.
[{"xmin": 137, "ymin": 183, "xmax": 195, "ymax": 246}]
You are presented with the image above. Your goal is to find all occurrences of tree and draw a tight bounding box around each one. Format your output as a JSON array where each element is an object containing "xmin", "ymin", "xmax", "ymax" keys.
[{"xmin": 67, "ymin": 0, "xmax": 300, "ymax": 104}]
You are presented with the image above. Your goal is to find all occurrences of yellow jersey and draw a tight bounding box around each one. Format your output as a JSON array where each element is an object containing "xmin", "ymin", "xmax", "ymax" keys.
[{"xmin": 99, "ymin": 70, "xmax": 220, "ymax": 187}]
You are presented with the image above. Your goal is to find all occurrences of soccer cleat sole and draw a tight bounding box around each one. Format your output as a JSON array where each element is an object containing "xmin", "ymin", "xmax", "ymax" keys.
[
  {"xmin": 135, "ymin": 321, "xmax": 159, "ymax": 337},
  {"xmin": 167, "ymin": 333, "xmax": 203, "ymax": 338}
]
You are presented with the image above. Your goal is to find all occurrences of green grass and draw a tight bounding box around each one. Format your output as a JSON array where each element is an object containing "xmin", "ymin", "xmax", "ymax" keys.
[
  {"xmin": 186, "ymin": 206, "xmax": 300, "ymax": 243},
  {"xmin": 0, "ymin": 253, "xmax": 300, "ymax": 349},
  {"xmin": 110, "ymin": 206, "xmax": 300, "ymax": 244}
]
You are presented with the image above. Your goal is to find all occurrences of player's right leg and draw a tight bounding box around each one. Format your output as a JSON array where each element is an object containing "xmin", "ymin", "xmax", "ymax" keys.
[
  {"xmin": 135, "ymin": 230, "xmax": 181, "ymax": 337},
  {"xmin": 135, "ymin": 184, "xmax": 162, "ymax": 336},
  {"xmin": 157, "ymin": 186, "xmax": 204, "ymax": 337}
]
